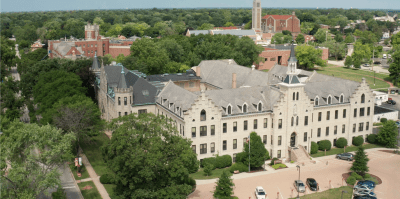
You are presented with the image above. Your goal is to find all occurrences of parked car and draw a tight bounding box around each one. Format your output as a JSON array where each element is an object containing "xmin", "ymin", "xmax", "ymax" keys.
[
  {"xmin": 255, "ymin": 186, "xmax": 266, "ymax": 199},
  {"xmin": 354, "ymin": 190, "xmax": 376, "ymax": 197},
  {"xmin": 294, "ymin": 180, "xmax": 306, "ymax": 193},
  {"xmin": 306, "ymin": 178, "xmax": 319, "ymax": 191},
  {"xmin": 383, "ymin": 54, "xmax": 387, "ymax": 59},
  {"xmin": 357, "ymin": 180, "xmax": 376, "ymax": 188},
  {"xmin": 354, "ymin": 184, "xmax": 374, "ymax": 192},
  {"xmin": 354, "ymin": 196, "xmax": 377, "ymax": 199},
  {"xmin": 388, "ymin": 54, "xmax": 392, "ymax": 59},
  {"xmin": 336, "ymin": 153, "xmax": 354, "ymax": 161},
  {"xmin": 395, "ymin": 121, "xmax": 400, "ymax": 127},
  {"xmin": 363, "ymin": 64, "xmax": 370, "ymax": 67},
  {"xmin": 387, "ymin": 99, "xmax": 396, "ymax": 105}
]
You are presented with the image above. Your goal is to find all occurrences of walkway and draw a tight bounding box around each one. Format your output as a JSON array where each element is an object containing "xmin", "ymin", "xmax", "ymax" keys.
[{"xmin": 81, "ymin": 154, "xmax": 110, "ymax": 199}]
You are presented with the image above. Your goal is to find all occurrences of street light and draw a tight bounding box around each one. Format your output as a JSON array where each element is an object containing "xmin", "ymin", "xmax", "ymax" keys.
[
  {"xmin": 296, "ymin": 165, "xmax": 301, "ymax": 199},
  {"xmin": 341, "ymin": 190, "xmax": 348, "ymax": 199}
]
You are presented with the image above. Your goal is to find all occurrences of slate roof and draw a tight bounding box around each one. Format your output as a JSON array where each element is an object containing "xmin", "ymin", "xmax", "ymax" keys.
[
  {"xmin": 189, "ymin": 30, "xmax": 209, "ymax": 36},
  {"xmin": 157, "ymin": 81, "xmax": 199, "ymax": 111},
  {"xmin": 131, "ymin": 77, "xmax": 161, "ymax": 105},
  {"xmin": 92, "ymin": 55, "xmax": 101, "ymax": 70},
  {"xmin": 146, "ymin": 69, "xmax": 201, "ymax": 82},
  {"xmin": 288, "ymin": 44, "xmax": 297, "ymax": 62},
  {"xmin": 212, "ymin": 29, "xmax": 256, "ymax": 36}
]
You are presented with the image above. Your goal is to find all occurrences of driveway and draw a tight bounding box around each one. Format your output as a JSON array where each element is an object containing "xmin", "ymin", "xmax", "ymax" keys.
[{"xmin": 189, "ymin": 149, "xmax": 400, "ymax": 199}]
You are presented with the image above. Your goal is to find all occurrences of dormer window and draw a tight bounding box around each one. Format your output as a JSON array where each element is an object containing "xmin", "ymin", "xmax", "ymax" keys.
[
  {"xmin": 200, "ymin": 109, "xmax": 206, "ymax": 121},
  {"xmin": 327, "ymin": 96, "xmax": 332, "ymax": 104},
  {"xmin": 258, "ymin": 102, "xmax": 262, "ymax": 111},
  {"xmin": 243, "ymin": 104, "xmax": 247, "ymax": 113},
  {"xmin": 315, "ymin": 97, "xmax": 319, "ymax": 106},
  {"xmin": 340, "ymin": 94, "xmax": 344, "ymax": 103},
  {"xmin": 361, "ymin": 94, "xmax": 365, "ymax": 103},
  {"xmin": 227, "ymin": 105, "xmax": 232, "ymax": 115},
  {"xmin": 169, "ymin": 103, "xmax": 173, "ymax": 108}
]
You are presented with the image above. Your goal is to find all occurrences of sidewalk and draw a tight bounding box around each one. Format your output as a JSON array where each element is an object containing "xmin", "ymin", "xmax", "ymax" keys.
[{"xmin": 81, "ymin": 154, "xmax": 110, "ymax": 199}]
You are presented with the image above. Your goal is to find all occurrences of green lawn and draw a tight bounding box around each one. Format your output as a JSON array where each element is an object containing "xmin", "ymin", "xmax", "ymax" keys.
[
  {"xmin": 69, "ymin": 162, "xmax": 90, "ymax": 180},
  {"xmin": 289, "ymin": 186, "xmax": 353, "ymax": 199},
  {"xmin": 103, "ymin": 184, "xmax": 116, "ymax": 198},
  {"xmin": 189, "ymin": 167, "xmax": 231, "ymax": 180},
  {"xmin": 78, "ymin": 181, "xmax": 102, "ymax": 199},
  {"xmin": 263, "ymin": 69, "xmax": 269, "ymax": 72},
  {"xmin": 80, "ymin": 133, "xmax": 114, "ymax": 176},
  {"xmin": 311, "ymin": 143, "xmax": 382, "ymax": 158}
]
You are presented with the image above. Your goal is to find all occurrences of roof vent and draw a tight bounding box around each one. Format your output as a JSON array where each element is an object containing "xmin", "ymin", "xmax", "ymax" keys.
[
  {"xmin": 142, "ymin": 90, "xmax": 149, "ymax": 96},
  {"xmin": 177, "ymin": 73, "xmax": 182, "ymax": 76},
  {"xmin": 164, "ymin": 73, "xmax": 169, "ymax": 76},
  {"xmin": 189, "ymin": 74, "xmax": 194, "ymax": 76}
]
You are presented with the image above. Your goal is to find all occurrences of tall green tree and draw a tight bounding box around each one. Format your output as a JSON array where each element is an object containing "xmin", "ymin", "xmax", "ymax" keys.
[
  {"xmin": 295, "ymin": 44, "xmax": 327, "ymax": 69},
  {"xmin": 344, "ymin": 56, "xmax": 353, "ymax": 68},
  {"xmin": 296, "ymin": 34, "xmax": 305, "ymax": 44},
  {"xmin": 199, "ymin": 23, "xmax": 214, "ymax": 30},
  {"xmin": 377, "ymin": 120, "xmax": 398, "ymax": 148},
  {"xmin": 392, "ymin": 32, "xmax": 400, "ymax": 47},
  {"xmin": 103, "ymin": 113, "xmax": 199, "ymax": 199},
  {"xmin": 0, "ymin": 36, "xmax": 16, "ymax": 79},
  {"xmin": 322, "ymin": 40, "xmax": 347, "ymax": 60},
  {"xmin": 213, "ymin": 170, "xmax": 235, "ymax": 199},
  {"xmin": 271, "ymin": 33, "xmax": 292, "ymax": 44},
  {"xmin": 241, "ymin": 132, "xmax": 267, "ymax": 169},
  {"xmin": 0, "ymin": 120, "xmax": 75, "ymax": 199},
  {"xmin": 0, "ymin": 78, "xmax": 24, "ymax": 120},
  {"xmin": 350, "ymin": 146, "xmax": 369, "ymax": 176},
  {"xmin": 314, "ymin": 29, "xmax": 330, "ymax": 43},
  {"xmin": 389, "ymin": 50, "xmax": 400, "ymax": 86}
]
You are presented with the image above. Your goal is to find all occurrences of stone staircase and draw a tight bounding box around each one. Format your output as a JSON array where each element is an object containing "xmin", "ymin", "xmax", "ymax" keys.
[{"xmin": 291, "ymin": 145, "xmax": 313, "ymax": 165}]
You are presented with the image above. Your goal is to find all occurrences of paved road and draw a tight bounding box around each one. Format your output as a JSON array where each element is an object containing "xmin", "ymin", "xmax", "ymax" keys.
[{"xmin": 60, "ymin": 163, "xmax": 83, "ymax": 199}]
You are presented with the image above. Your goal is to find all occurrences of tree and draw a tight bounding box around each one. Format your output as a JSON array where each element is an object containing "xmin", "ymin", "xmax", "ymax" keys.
[
  {"xmin": 0, "ymin": 36, "xmax": 16, "ymax": 79},
  {"xmin": 199, "ymin": 23, "xmax": 214, "ymax": 30},
  {"xmin": 282, "ymin": 30, "xmax": 292, "ymax": 36},
  {"xmin": 296, "ymin": 34, "xmax": 305, "ymax": 44},
  {"xmin": 353, "ymin": 41, "xmax": 372, "ymax": 62},
  {"xmin": 0, "ymin": 119, "xmax": 75, "ymax": 198},
  {"xmin": 0, "ymin": 77, "xmax": 24, "ymax": 120},
  {"xmin": 314, "ymin": 29, "xmax": 329, "ymax": 43},
  {"xmin": 301, "ymin": 22, "xmax": 314, "ymax": 35},
  {"xmin": 334, "ymin": 33, "xmax": 344, "ymax": 42},
  {"xmin": 224, "ymin": 22, "xmax": 235, "ymax": 27},
  {"xmin": 322, "ymin": 40, "xmax": 347, "ymax": 60},
  {"xmin": 295, "ymin": 44, "xmax": 327, "ymax": 69},
  {"xmin": 241, "ymin": 132, "xmax": 267, "ymax": 169},
  {"xmin": 377, "ymin": 120, "xmax": 398, "ymax": 148},
  {"xmin": 392, "ymin": 32, "xmax": 400, "ymax": 47},
  {"xmin": 353, "ymin": 58, "xmax": 361, "ymax": 68},
  {"xmin": 244, "ymin": 21, "xmax": 252, "ymax": 30},
  {"xmin": 271, "ymin": 33, "xmax": 292, "ymax": 44},
  {"xmin": 350, "ymin": 146, "xmax": 369, "ymax": 176},
  {"xmin": 213, "ymin": 170, "xmax": 235, "ymax": 199},
  {"xmin": 336, "ymin": 137, "xmax": 348, "ymax": 148},
  {"xmin": 102, "ymin": 113, "xmax": 199, "ymax": 199},
  {"xmin": 344, "ymin": 56, "xmax": 353, "ymax": 68},
  {"xmin": 388, "ymin": 50, "xmax": 400, "ymax": 86},
  {"xmin": 203, "ymin": 163, "xmax": 213, "ymax": 176}
]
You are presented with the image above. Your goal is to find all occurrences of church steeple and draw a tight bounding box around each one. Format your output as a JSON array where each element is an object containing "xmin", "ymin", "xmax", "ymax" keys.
[
  {"xmin": 283, "ymin": 43, "xmax": 300, "ymax": 84},
  {"xmin": 117, "ymin": 63, "xmax": 128, "ymax": 89}
]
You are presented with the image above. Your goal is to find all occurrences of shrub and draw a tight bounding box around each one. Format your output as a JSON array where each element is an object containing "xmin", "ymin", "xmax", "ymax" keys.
[
  {"xmin": 318, "ymin": 140, "xmax": 332, "ymax": 151},
  {"xmin": 100, "ymin": 173, "xmax": 114, "ymax": 184},
  {"xmin": 215, "ymin": 155, "xmax": 232, "ymax": 168},
  {"xmin": 229, "ymin": 162, "xmax": 249, "ymax": 173},
  {"xmin": 364, "ymin": 177, "xmax": 378, "ymax": 184},
  {"xmin": 203, "ymin": 163, "xmax": 213, "ymax": 176},
  {"xmin": 52, "ymin": 187, "xmax": 66, "ymax": 199},
  {"xmin": 311, "ymin": 141, "xmax": 319, "ymax": 154},
  {"xmin": 346, "ymin": 176, "xmax": 356, "ymax": 185},
  {"xmin": 290, "ymin": 160, "xmax": 295, "ymax": 163},
  {"xmin": 352, "ymin": 136, "xmax": 364, "ymax": 146},
  {"xmin": 235, "ymin": 152, "xmax": 246, "ymax": 164},
  {"xmin": 269, "ymin": 157, "xmax": 279, "ymax": 166},
  {"xmin": 185, "ymin": 177, "xmax": 196, "ymax": 187},
  {"xmin": 351, "ymin": 172, "xmax": 363, "ymax": 180},
  {"xmin": 271, "ymin": 163, "xmax": 287, "ymax": 169},
  {"xmin": 364, "ymin": 173, "xmax": 371, "ymax": 178},
  {"xmin": 367, "ymin": 134, "xmax": 377, "ymax": 144},
  {"xmin": 201, "ymin": 157, "xmax": 216, "ymax": 169},
  {"xmin": 336, "ymin": 137, "xmax": 348, "ymax": 148},
  {"xmin": 380, "ymin": 118, "xmax": 387, "ymax": 123},
  {"xmin": 265, "ymin": 150, "xmax": 270, "ymax": 160}
]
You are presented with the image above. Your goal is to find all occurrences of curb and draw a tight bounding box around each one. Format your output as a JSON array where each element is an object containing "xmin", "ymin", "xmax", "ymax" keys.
[{"xmin": 65, "ymin": 162, "xmax": 84, "ymax": 199}]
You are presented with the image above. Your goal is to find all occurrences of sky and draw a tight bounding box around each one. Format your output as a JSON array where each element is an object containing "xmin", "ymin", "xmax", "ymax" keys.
[{"xmin": 1, "ymin": 0, "xmax": 400, "ymax": 12}]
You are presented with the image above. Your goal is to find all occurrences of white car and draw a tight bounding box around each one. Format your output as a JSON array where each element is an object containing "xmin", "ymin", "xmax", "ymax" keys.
[
  {"xmin": 255, "ymin": 186, "xmax": 266, "ymax": 199},
  {"xmin": 383, "ymin": 54, "xmax": 387, "ymax": 59},
  {"xmin": 388, "ymin": 54, "xmax": 392, "ymax": 59}
]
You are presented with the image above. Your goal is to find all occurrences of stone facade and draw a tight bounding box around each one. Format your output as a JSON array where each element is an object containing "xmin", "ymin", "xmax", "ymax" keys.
[
  {"xmin": 252, "ymin": 0, "xmax": 262, "ymax": 31},
  {"xmin": 260, "ymin": 12, "xmax": 301, "ymax": 34}
]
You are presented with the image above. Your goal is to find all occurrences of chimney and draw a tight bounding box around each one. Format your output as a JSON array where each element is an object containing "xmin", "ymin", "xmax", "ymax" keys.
[
  {"xmin": 228, "ymin": 59, "xmax": 233, "ymax": 65},
  {"xmin": 292, "ymin": 11, "xmax": 295, "ymax": 16},
  {"xmin": 251, "ymin": 65, "xmax": 255, "ymax": 70},
  {"xmin": 196, "ymin": 66, "xmax": 201, "ymax": 77},
  {"xmin": 232, "ymin": 73, "xmax": 237, "ymax": 89}
]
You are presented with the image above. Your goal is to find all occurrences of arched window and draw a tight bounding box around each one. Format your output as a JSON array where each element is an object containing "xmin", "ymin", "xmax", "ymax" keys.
[
  {"xmin": 291, "ymin": 117, "xmax": 294, "ymax": 126},
  {"xmin": 340, "ymin": 94, "xmax": 344, "ymax": 103},
  {"xmin": 258, "ymin": 102, "xmax": 262, "ymax": 111},
  {"xmin": 293, "ymin": 92, "xmax": 296, "ymax": 100},
  {"xmin": 361, "ymin": 94, "xmax": 365, "ymax": 103},
  {"xmin": 243, "ymin": 104, "xmax": 247, "ymax": 113},
  {"xmin": 328, "ymin": 96, "xmax": 332, "ymax": 104},
  {"xmin": 296, "ymin": 92, "xmax": 299, "ymax": 100},
  {"xmin": 227, "ymin": 105, "xmax": 232, "ymax": 115},
  {"xmin": 200, "ymin": 109, "xmax": 206, "ymax": 121},
  {"xmin": 315, "ymin": 97, "xmax": 319, "ymax": 106},
  {"xmin": 296, "ymin": 116, "xmax": 299, "ymax": 126}
]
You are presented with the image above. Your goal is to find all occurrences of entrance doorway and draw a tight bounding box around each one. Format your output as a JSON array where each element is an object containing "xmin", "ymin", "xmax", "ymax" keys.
[
  {"xmin": 278, "ymin": 56, "xmax": 282, "ymax": 65},
  {"xmin": 333, "ymin": 139, "xmax": 337, "ymax": 146},
  {"xmin": 290, "ymin": 132, "xmax": 296, "ymax": 147}
]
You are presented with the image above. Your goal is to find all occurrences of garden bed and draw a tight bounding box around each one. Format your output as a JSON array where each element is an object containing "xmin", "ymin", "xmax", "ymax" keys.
[
  {"xmin": 342, "ymin": 172, "xmax": 382, "ymax": 187},
  {"xmin": 271, "ymin": 163, "xmax": 288, "ymax": 170}
]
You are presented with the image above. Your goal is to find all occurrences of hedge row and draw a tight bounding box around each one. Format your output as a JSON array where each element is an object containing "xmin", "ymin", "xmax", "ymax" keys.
[
  {"xmin": 229, "ymin": 162, "xmax": 248, "ymax": 173},
  {"xmin": 367, "ymin": 134, "xmax": 377, "ymax": 144},
  {"xmin": 200, "ymin": 155, "xmax": 232, "ymax": 169}
]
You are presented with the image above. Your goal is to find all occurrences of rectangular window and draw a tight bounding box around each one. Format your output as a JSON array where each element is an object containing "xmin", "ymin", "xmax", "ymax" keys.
[
  {"xmin": 118, "ymin": 97, "xmax": 121, "ymax": 105},
  {"xmin": 200, "ymin": 126, "xmax": 207, "ymax": 136},
  {"xmin": 211, "ymin": 142, "xmax": 215, "ymax": 152},
  {"xmin": 277, "ymin": 150, "xmax": 281, "ymax": 158},
  {"xmin": 278, "ymin": 119, "xmax": 282, "ymax": 129},
  {"xmin": 271, "ymin": 135, "xmax": 273, "ymax": 145},
  {"xmin": 317, "ymin": 128, "xmax": 321, "ymax": 137},
  {"xmin": 189, "ymin": 82, "xmax": 195, "ymax": 87},
  {"xmin": 367, "ymin": 107, "xmax": 370, "ymax": 116},
  {"xmin": 200, "ymin": 144, "xmax": 207, "ymax": 154},
  {"xmin": 366, "ymin": 122, "xmax": 369, "ymax": 131},
  {"xmin": 124, "ymin": 97, "xmax": 127, "ymax": 105},
  {"xmin": 192, "ymin": 145, "xmax": 196, "ymax": 153},
  {"xmin": 263, "ymin": 135, "xmax": 267, "ymax": 144},
  {"xmin": 233, "ymin": 139, "xmax": 237, "ymax": 149},
  {"xmin": 83, "ymin": 44, "xmax": 85, "ymax": 47},
  {"xmin": 278, "ymin": 136, "xmax": 282, "ymax": 145},
  {"xmin": 264, "ymin": 118, "xmax": 268, "ymax": 128},
  {"xmin": 233, "ymin": 122, "xmax": 237, "ymax": 132},
  {"xmin": 342, "ymin": 124, "xmax": 345, "ymax": 134},
  {"xmin": 124, "ymin": 112, "xmax": 127, "ymax": 116},
  {"xmin": 138, "ymin": 109, "xmax": 147, "ymax": 115},
  {"xmin": 326, "ymin": 127, "xmax": 329, "ymax": 136},
  {"xmin": 353, "ymin": 124, "xmax": 356, "ymax": 133},
  {"xmin": 335, "ymin": 110, "xmax": 338, "ymax": 119},
  {"xmin": 119, "ymin": 112, "xmax": 121, "ymax": 117},
  {"xmin": 326, "ymin": 111, "xmax": 330, "ymax": 120},
  {"xmin": 360, "ymin": 106, "xmax": 367, "ymax": 116},
  {"xmin": 244, "ymin": 120, "xmax": 248, "ymax": 130},
  {"xmin": 192, "ymin": 127, "xmax": 196, "ymax": 138},
  {"xmin": 304, "ymin": 116, "xmax": 308, "ymax": 126},
  {"xmin": 304, "ymin": 132, "xmax": 307, "ymax": 142},
  {"xmin": 359, "ymin": 123, "xmax": 364, "ymax": 131},
  {"xmin": 233, "ymin": 153, "xmax": 237, "ymax": 162},
  {"xmin": 254, "ymin": 119, "xmax": 258, "ymax": 129},
  {"xmin": 318, "ymin": 112, "xmax": 322, "ymax": 121},
  {"xmin": 354, "ymin": 108, "xmax": 357, "ymax": 117},
  {"xmin": 334, "ymin": 125, "xmax": 337, "ymax": 135},
  {"xmin": 343, "ymin": 109, "xmax": 347, "ymax": 118},
  {"xmin": 223, "ymin": 123, "xmax": 227, "ymax": 133},
  {"xmin": 211, "ymin": 125, "xmax": 215, "ymax": 135},
  {"xmin": 223, "ymin": 140, "xmax": 227, "ymax": 150}
]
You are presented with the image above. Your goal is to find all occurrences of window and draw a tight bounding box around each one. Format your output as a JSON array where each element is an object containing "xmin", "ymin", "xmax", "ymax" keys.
[
  {"xmin": 304, "ymin": 116, "xmax": 308, "ymax": 126},
  {"xmin": 278, "ymin": 119, "xmax": 282, "ymax": 129},
  {"xmin": 340, "ymin": 94, "xmax": 344, "ymax": 103},
  {"xmin": 361, "ymin": 94, "xmax": 365, "ymax": 103},
  {"xmin": 360, "ymin": 108, "xmax": 365, "ymax": 117},
  {"xmin": 353, "ymin": 124, "xmax": 356, "ymax": 133},
  {"xmin": 91, "ymin": 44, "xmax": 93, "ymax": 47},
  {"xmin": 192, "ymin": 127, "xmax": 196, "ymax": 137},
  {"xmin": 223, "ymin": 123, "xmax": 227, "ymax": 133},
  {"xmin": 328, "ymin": 96, "xmax": 332, "ymax": 104},
  {"xmin": 334, "ymin": 125, "xmax": 337, "ymax": 135},
  {"xmin": 304, "ymin": 132, "xmax": 307, "ymax": 142},
  {"xmin": 192, "ymin": 145, "xmax": 196, "ymax": 153},
  {"xmin": 297, "ymin": 92, "xmax": 299, "ymax": 100},
  {"xmin": 271, "ymin": 57, "xmax": 276, "ymax": 61},
  {"xmin": 296, "ymin": 116, "xmax": 299, "ymax": 126},
  {"xmin": 326, "ymin": 127, "xmax": 329, "ymax": 136},
  {"xmin": 244, "ymin": 120, "xmax": 248, "ymax": 130},
  {"xmin": 119, "ymin": 112, "xmax": 121, "ymax": 117},
  {"xmin": 83, "ymin": 44, "xmax": 85, "ymax": 47},
  {"xmin": 263, "ymin": 135, "xmax": 267, "ymax": 144},
  {"xmin": 318, "ymin": 112, "xmax": 322, "ymax": 121},
  {"xmin": 91, "ymin": 50, "xmax": 93, "ymax": 53},
  {"xmin": 354, "ymin": 108, "xmax": 357, "ymax": 117},
  {"xmin": 232, "ymin": 122, "xmax": 237, "ymax": 132},
  {"xmin": 343, "ymin": 109, "xmax": 347, "ymax": 118},
  {"xmin": 200, "ymin": 144, "xmax": 207, "ymax": 154},
  {"xmin": 124, "ymin": 97, "xmax": 127, "ymax": 105},
  {"xmin": 200, "ymin": 110, "xmax": 206, "ymax": 121},
  {"xmin": 367, "ymin": 107, "xmax": 370, "ymax": 116},
  {"xmin": 227, "ymin": 105, "xmax": 232, "ymax": 114},
  {"xmin": 315, "ymin": 97, "xmax": 319, "ymax": 106},
  {"xmin": 211, "ymin": 125, "xmax": 215, "ymax": 135},
  {"xmin": 264, "ymin": 118, "xmax": 268, "ymax": 128},
  {"xmin": 189, "ymin": 82, "xmax": 194, "ymax": 87},
  {"xmin": 124, "ymin": 112, "xmax": 127, "ymax": 116},
  {"xmin": 258, "ymin": 102, "xmax": 262, "ymax": 111},
  {"xmin": 277, "ymin": 150, "xmax": 281, "ymax": 158},
  {"xmin": 254, "ymin": 119, "xmax": 258, "ymax": 129},
  {"xmin": 223, "ymin": 140, "xmax": 227, "ymax": 150},
  {"xmin": 291, "ymin": 117, "xmax": 294, "ymax": 126},
  {"xmin": 200, "ymin": 126, "xmax": 207, "ymax": 136},
  {"xmin": 271, "ymin": 135, "xmax": 273, "ymax": 145},
  {"xmin": 342, "ymin": 124, "xmax": 345, "ymax": 134},
  {"xmin": 130, "ymin": 96, "xmax": 132, "ymax": 104},
  {"xmin": 233, "ymin": 139, "xmax": 237, "ymax": 149},
  {"xmin": 118, "ymin": 97, "xmax": 121, "ymax": 105},
  {"xmin": 359, "ymin": 123, "xmax": 364, "ymax": 131},
  {"xmin": 335, "ymin": 110, "xmax": 338, "ymax": 119},
  {"xmin": 317, "ymin": 128, "xmax": 321, "ymax": 137},
  {"xmin": 243, "ymin": 138, "xmax": 247, "ymax": 147},
  {"xmin": 233, "ymin": 153, "xmax": 237, "ymax": 162},
  {"xmin": 138, "ymin": 109, "xmax": 147, "ymax": 115},
  {"xmin": 95, "ymin": 44, "xmax": 97, "ymax": 47},
  {"xmin": 326, "ymin": 111, "xmax": 330, "ymax": 120},
  {"xmin": 366, "ymin": 122, "xmax": 369, "ymax": 131},
  {"xmin": 293, "ymin": 92, "xmax": 296, "ymax": 100},
  {"xmin": 211, "ymin": 142, "xmax": 215, "ymax": 152},
  {"xmin": 243, "ymin": 104, "xmax": 247, "ymax": 113},
  {"xmin": 278, "ymin": 136, "xmax": 282, "ymax": 145}
]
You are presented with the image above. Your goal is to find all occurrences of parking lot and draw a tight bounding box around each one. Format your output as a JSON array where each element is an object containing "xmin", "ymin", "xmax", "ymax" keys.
[{"xmin": 189, "ymin": 149, "xmax": 400, "ymax": 199}]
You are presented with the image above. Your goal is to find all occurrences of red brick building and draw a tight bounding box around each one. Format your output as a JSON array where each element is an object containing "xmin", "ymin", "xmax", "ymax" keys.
[
  {"xmin": 48, "ymin": 23, "xmax": 137, "ymax": 60},
  {"xmin": 261, "ymin": 12, "xmax": 301, "ymax": 34}
]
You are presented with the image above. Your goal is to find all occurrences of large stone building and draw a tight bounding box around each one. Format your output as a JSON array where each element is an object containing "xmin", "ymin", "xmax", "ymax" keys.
[{"xmin": 92, "ymin": 45, "xmax": 374, "ymax": 163}]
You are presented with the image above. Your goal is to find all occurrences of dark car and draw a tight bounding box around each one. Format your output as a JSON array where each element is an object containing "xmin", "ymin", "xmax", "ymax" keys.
[
  {"xmin": 357, "ymin": 180, "xmax": 376, "ymax": 188},
  {"xmin": 387, "ymin": 99, "xmax": 396, "ymax": 105},
  {"xmin": 336, "ymin": 153, "xmax": 354, "ymax": 161},
  {"xmin": 306, "ymin": 178, "xmax": 319, "ymax": 191},
  {"xmin": 354, "ymin": 196, "xmax": 377, "ymax": 199}
]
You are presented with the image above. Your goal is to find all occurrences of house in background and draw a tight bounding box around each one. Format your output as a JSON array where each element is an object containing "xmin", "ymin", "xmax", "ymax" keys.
[{"xmin": 31, "ymin": 39, "xmax": 45, "ymax": 52}]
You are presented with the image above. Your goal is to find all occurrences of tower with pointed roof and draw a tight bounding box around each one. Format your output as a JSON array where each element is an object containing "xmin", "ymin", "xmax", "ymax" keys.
[{"xmin": 282, "ymin": 44, "xmax": 301, "ymax": 85}]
